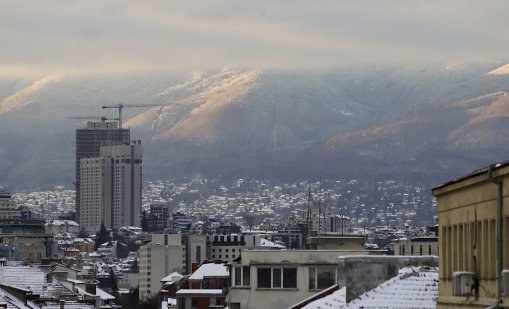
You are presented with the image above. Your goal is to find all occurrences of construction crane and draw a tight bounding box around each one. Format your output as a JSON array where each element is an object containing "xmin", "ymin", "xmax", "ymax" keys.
[
  {"xmin": 68, "ymin": 115, "xmax": 120, "ymax": 122},
  {"xmin": 102, "ymin": 103, "xmax": 174, "ymax": 129}
]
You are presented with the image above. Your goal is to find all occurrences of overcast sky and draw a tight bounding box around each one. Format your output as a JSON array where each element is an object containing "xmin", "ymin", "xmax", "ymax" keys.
[{"xmin": 1, "ymin": 0, "xmax": 508, "ymax": 76}]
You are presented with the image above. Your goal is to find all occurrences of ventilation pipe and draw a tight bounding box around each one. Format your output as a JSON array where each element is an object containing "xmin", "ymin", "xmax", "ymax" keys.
[{"xmin": 488, "ymin": 164, "xmax": 504, "ymax": 308}]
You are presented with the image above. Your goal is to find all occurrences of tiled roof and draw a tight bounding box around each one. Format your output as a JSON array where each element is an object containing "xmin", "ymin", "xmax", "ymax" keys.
[{"xmin": 302, "ymin": 266, "xmax": 438, "ymax": 309}]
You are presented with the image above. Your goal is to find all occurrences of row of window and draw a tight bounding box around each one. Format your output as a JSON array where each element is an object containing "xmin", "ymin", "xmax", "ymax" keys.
[
  {"xmin": 212, "ymin": 254, "xmax": 235, "ymax": 259},
  {"xmin": 233, "ymin": 265, "xmax": 336, "ymax": 290},
  {"xmin": 212, "ymin": 248, "xmax": 237, "ymax": 253}
]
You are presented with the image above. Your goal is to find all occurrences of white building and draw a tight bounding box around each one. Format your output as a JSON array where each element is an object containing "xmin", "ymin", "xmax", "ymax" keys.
[
  {"xmin": 228, "ymin": 249, "xmax": 367, "ymax": 309},
  {"xmin": 45, "ymin": 220, "xmax": 80, "ymax": 236},
  {"xmin": 79, "ymin": 141, "xmax": 142, "ymax": 233},
  {"xmin": 139, "ymin": 234, "xmax": 187, "ymax": 301},
  {"xmin": 210, "ymin": 234, "xmax": 262, "ymax": 264}
]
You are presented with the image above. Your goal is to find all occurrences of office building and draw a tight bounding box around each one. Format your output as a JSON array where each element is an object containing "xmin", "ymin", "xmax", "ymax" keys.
[
  {"xmin": 80, "ymin": 141, "xmax": 142, "ymax": 233},
  {"xmin": 75, "ymin": 121, "xmax": 130, "ymax": 226}
]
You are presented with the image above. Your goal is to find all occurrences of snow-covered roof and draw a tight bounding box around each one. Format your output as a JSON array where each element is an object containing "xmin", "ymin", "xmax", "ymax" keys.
[
  {"xmin": 188, "ymin": 263, "xmax": 229, "ymax": 281},
  {"xmin": 161, "ymin": 272, "xmax": 183, "ymax": 283},
  {"xmin": 0, "ymin": 266, "xmax": 77, "ymax": 298},
  {"xmin": 0, "ymin": 286, "xmax": 32, "ymax": 309},
  {"xmin": 47, "ymin": 220, "xmax": 79, "ymax": 226},
  {"xmin": 175, "ymin": 289, "xmax": 224, "ymax": 296},
  {"xmin": 260, "ymin": 238, "xmax": 285, "ymax": 248},
  {"xmin": 76, "ymin": 286, "xmax": 115, "ymax": 301},
  {"xmin": 301, "ymin": 266, "xmax": 438, "ymax": 309}
]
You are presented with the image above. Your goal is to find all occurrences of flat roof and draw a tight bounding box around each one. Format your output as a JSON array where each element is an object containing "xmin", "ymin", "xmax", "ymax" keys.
[{"xmin": 432, "ymin": 161, "xmax": 509, "ymax": 191}]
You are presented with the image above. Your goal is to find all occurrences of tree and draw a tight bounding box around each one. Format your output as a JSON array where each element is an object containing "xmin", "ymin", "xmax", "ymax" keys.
[
  {"xmin": 95, "ymin": 222, "xmax": 111, "ymax": 250},
  {"xmin": 77, "ymin": 229, "xmax": 89, "ymax": 238},
  {"xmin": 141, "ymin": 211, "xmax": 149, "ymax": 232},
  {"xmin": 108, "ymin": 268, "xmax": 118, "ymax": 294},
  {"xmin": 244, "ymin": 213, "xmax": 255, "ymax": 229},
  {"xmin": 130, "ymin": 258, "xmax": 139, "ymax": 272}
]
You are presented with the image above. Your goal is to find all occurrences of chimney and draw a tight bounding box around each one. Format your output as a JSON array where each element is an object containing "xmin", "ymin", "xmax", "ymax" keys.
[
  {"xmin": 191, "ymin": 262, "xmax": 199, "ymax": 273},
  {"xmin": 0, "ymin": 303, "xmax": 7, "ymax": 309},
  {"xmin": 85, "ymin": 283, "xmax": 97, "ymax": 295},
  {"xmin": 95, "ymin": 295, "xmax": 101, "ymax": 309},
  {"xmin": 59, "ymin": 300, "xmax": 65, "ymax": 309}
]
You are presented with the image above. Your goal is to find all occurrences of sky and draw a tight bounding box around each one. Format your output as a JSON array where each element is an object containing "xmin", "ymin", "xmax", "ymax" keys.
[{"xmin": 1, "ymin": 0, "xmax": 508, "ymax": 76}]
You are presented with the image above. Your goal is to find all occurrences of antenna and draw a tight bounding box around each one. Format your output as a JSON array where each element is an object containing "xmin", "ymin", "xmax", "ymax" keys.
[{"xmin": 306, "ymin": 182, "xmax": 311, "ymax": 238}]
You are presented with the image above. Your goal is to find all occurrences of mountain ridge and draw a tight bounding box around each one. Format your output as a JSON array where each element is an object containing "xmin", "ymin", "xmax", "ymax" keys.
[{"xmin": 1, "ymin": 63, "xmax": 509, "ymax": 189}]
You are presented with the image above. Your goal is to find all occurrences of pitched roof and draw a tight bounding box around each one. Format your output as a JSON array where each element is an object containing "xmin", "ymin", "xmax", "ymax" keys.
[
  {"xmin": 345, "ymin": 266, "xmax": 438, "ymax": 308},
  {"xmin": 300, "ymin": 266, "xmax": 438, "ymax": 309},
  {"xmin": 188, "ymin": 263, "xmax": 228, "ymax": 281},
  {"xmin": 161, "ymin": 272, "xmax": 183, "ymax": 283}
]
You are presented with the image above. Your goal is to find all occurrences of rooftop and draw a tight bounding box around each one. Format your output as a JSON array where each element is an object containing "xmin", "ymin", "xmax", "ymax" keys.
[
  {"xmin": 189, "ymin": 263, "xmax": 228, "ymax": 281},
  {"xmin": 301, "ymin": 266, "xmax": 438, "ymax": 309}
]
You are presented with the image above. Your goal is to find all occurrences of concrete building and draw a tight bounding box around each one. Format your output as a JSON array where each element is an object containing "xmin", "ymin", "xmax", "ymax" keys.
[
  {"xmin": 139, "ymin": 234, "xmax": 187, "ymax": 302},
  {"xmin": 185, "ymin": 235, "xmax": 207, "ymax": 274},
  {"xmin": 392, "ymin": 236, "xmax": 439, "ymax": 256},
  {"xmin": 79, "ymin": 141, "xmax": 142, "ymax": 233},
  {"xmin": 432, "ymin": 162, "xmax": 509, "ymax": 308},
  {"xmin": 210, "ymin": 234, "xmax": 262, "ymax": 264},
  {"xmin": 228, "ymin": 249, "xmax": 368, "ymax": 309},
  {"xmin": 75, "ymin": 121, "xmax": 130, "ymax": 227},
  {"xmin": 306, "ymin": 235, "xmax": 366, "ymax": 250},
  {"xmin": 0, "ymin": 219, "xmax": 54, "ymax": 262},
  {"xmin": 0, "ymin": 189, "xmax": 21, "ymax": 220},
  {"xmin": 45, "ymin": 220, "xmax": 80, "ymax": 236}
]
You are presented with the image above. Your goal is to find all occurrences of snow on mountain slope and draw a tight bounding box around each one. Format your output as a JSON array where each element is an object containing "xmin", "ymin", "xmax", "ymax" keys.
[
  {"xmin": 128, "ymin": 70, "xmax": 261, "ymax": 143},
  {"xmin": 487, "ymin": 63, "xmax": 509, "ymax": 75},
  {"xmin": 0, "ymin": 75, "xmax": 61, "ymax": 113},
  {"xmin": 447, "ymin": 92, "xmax": 509, "ymax": 146}
]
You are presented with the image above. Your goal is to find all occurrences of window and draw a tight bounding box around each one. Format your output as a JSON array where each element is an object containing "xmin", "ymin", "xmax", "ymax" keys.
[
  {"xmin": 233, "ymin": 266, "xmax": 251, "ymax": 287},
  {"xmin": 257, "ymin": 267, "xmax": 297, "ymax": 288},
  {"xmin": 309, "ymin": 266, "xmax": 336, "ymax": 290}
]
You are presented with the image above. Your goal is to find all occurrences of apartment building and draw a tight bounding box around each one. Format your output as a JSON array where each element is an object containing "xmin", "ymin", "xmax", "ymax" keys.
[
  {"xmin": 75, "ymin": 121, "xmax": 130, "ymax": 225},
  {"xmin": 432, "ymin": 163, "xmax": 509, "ymax": 308},
  {"xmin": 79, "ymin": 141, "xmax": 142, "ymax": 233},
  {"xmin": 139, "ymin": 234, "xmax": 186, "ymax": 302},
  {"xmin": 392, "ymin": 236, "xmax": 439, "ymax": 256},
  {"xmin": 228, "ymin": 249, "xmax": 367, "ymax": 309}
]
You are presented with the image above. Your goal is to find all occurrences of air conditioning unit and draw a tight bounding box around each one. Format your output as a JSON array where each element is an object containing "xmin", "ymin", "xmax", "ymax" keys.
[
  {"xmin": 452, "ymin": 271, "xmax": 475, "ymax": 296},
  {"xmin": 502, "ymin": 269, "xmax": 509, "ymax": 297}
]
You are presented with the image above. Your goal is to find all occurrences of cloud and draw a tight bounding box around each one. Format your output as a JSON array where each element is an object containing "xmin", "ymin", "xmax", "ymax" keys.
[{"xmin": 0, "ymin": 0, "xmax": 508, "ymax": 76}]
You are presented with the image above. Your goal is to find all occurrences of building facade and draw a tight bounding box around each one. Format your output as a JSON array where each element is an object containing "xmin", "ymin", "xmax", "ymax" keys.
[
  {"xmin": 139, "ymin": 234, "xmax": 187, "ymax": 301},
  {"xmin": 432, "ymin": 163, "xmax": 509, "ymax": 308},
  {"xmin": 79, "ymin": 141, "xmax": 142, "ymax": 233},
  {"xmin": 75, "ymin": 121, "xmax": 130, "ymax": 226},
  {"xmin": 228, "ymin": 249, "xmax": 367, "ymax": 309}
]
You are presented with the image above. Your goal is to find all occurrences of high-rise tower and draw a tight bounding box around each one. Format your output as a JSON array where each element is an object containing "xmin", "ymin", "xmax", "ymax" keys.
[
  {"xmin": 75, "ymin": 121, "xmax": 130, "ymax": 226},
  {"xmin": 80, "ymin": 141, "xmax": 142, "ymax": 233}
]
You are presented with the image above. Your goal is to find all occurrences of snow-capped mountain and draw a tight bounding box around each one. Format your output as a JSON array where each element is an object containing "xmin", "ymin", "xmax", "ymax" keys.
[{"xmin": 1, "ymin": 63, "xmax": 509, "ymax": 189}]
